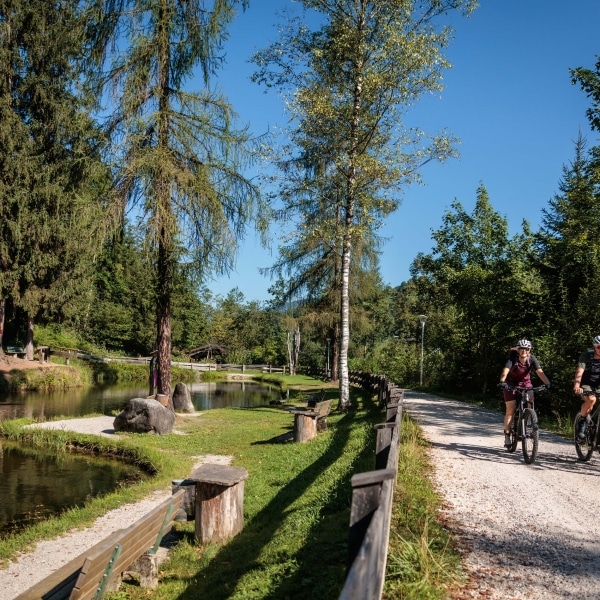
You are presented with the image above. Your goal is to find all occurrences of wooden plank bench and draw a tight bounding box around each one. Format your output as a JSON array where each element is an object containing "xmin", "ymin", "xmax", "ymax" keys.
[
  {"xmin": 5, "ymin": 345, "xmax": 26, "ymax": 358},
  {"xmin": 289, "ymin": 399, "xmax": 333, "ymax": 443},
  {"xmin": 15, "ymin": 489, "xmax": 185, "ymax": 600},
  {"xmin": 306, "ymin": 388, "xmax": 326, "ymax": 408}
]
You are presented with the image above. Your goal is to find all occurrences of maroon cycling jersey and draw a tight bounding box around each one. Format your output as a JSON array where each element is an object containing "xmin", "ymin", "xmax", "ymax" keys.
[{"xmin": 504, "ymin": 354, "xmax": 541, "ymax": 386}]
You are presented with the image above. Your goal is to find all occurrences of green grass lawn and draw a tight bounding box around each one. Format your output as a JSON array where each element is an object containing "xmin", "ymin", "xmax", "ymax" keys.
[{"xmin": 0, "ymin": 380, "xmax": 464, "ymax": 599}]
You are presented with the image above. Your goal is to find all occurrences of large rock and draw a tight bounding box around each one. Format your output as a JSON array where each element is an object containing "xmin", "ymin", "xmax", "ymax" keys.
[
  {"xmin": 173, "ymin": 382, "xmax": 195, "ymax": 413},
  {"xmin": 113, "ymin": 398, "xmax": 175, "ymax": 434}
]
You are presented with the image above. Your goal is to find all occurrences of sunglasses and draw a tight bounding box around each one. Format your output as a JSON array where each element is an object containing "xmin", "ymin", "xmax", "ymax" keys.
[{"xmin": 518, "ymin": 348, "xmax": 530, "ymax": 352}]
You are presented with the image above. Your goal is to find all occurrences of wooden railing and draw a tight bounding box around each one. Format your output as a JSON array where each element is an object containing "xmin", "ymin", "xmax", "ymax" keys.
[
  {"xmin": 46, "ymin": 347, "xmax": 285, "ymax": 374},
  {"xmin": 339, "ymin": 371, "xmax": 404, "ymax": 600}
]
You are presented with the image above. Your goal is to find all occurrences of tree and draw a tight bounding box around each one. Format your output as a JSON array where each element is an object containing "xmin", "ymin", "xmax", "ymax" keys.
[
  {"xmin": 534, "ymin": 134, "xmax": 600, "ymax": 375},
  {"xmin": 93, "ymin": 0, "xmax": 262, "ymax": 400},
  {"xmin": 410, "ymin": 185, "xmax": 542, "ymax": 392},
  {"xmin": 0, "ymin": 0, "xmax": 107, "ymax": 358},
  {"xmin": 252, "ymin": 0, "xmax": 476, "ymax": 409}
]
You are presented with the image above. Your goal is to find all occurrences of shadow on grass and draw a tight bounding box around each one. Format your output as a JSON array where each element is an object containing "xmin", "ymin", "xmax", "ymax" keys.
[{"xmin": 169, "ymin": 391, "xmax": 382, "ymax": 600}]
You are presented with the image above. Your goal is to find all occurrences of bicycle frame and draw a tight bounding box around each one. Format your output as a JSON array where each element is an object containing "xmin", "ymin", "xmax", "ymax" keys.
[
  {"xmin": 574, "ymin": 391, "xmax": 600, "ymax": 461},
  {"xmin": 504, "ymin": 384, "xmax": 546, "ymax": 464}
]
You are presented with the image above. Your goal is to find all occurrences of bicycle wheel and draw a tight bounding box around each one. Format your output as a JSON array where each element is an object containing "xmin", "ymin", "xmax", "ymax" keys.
[
  {"xmin": 574, "ymin": 412, "xmax": 594, "ymax": 461},
  {"xmin": 507, "ymin": 414, "xmax": 518, "ymax": 453},
  {"xmin": 522, "ymin": 408, "xmax": 539, "ymax": 464}
]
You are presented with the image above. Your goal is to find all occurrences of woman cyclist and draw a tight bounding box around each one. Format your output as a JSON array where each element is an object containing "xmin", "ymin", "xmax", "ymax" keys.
[{"xmin": 499, "ymin": 339, "xmax": 551, "ymax": 448}]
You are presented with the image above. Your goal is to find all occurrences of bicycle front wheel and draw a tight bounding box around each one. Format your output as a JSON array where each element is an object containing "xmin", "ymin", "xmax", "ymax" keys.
[
  {"xmin": 522, "ymin": 408, "xmax": 539, "ymax": 464},
  {"xmin": 574, "ymin": 412, "xmax": 594, "ymax": 461}
]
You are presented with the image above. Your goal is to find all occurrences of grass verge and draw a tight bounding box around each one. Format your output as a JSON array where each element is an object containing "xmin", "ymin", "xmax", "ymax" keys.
[{"xmin": 0, "ymin": 383, "xmax": 466, "ymax": 599}]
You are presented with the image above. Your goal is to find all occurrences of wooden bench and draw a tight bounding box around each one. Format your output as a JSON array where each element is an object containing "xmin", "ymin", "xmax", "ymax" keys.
[
  {"xmin": 306, "ymin": 388, "xmax": 326, "ymax": 408},
  {"xmin": 5, "ymin": 345, "xmax": 26, "ymax": 358},
  {"xmin": 289, "ymin": 399, "xmax": 333, "ymax": 443},
  {"xmin": 15, "ymin": 489, "xmax": 185, "ymax": 600}
]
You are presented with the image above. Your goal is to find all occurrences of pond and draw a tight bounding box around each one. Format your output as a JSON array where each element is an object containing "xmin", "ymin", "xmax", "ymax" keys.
[
  {"xmin": 0, "ymin": 380, "xmax": 281, "ymax": 534},
  {"xmin": 0, "ymin": 442, "xmax": 147, "ymax": 536},
  {"xmin": 0, "ymin": 380, "xmax": 283, "ymax": 421}
]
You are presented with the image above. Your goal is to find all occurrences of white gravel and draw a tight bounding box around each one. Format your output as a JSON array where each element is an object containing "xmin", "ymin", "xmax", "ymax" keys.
[
  {"xmin": 404, "ymin": 390, "xmax": 600, "ymax": 599},
  {"xmin": 0, "ymin": 416, "xmax": 231, "ymax": 599}
]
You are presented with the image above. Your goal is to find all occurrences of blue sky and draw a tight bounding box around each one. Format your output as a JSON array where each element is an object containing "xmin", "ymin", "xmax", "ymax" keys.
[{"xmin": 207, "ymin": 0, "xmax": 600, "ymax": 302}]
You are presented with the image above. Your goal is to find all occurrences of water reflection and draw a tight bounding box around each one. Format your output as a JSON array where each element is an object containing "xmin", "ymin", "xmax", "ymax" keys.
[
  {"xmin": 0, "ymin": 380, "xmax": 281, "ymax": 421},
  {"xmin": 0, "ymin": 442, "xmax": 146, "ymax": 535}
]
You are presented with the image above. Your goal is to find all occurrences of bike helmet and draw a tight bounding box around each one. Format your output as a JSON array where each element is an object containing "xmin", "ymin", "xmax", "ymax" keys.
[
  {"xmin": 593, "ymin": 335, "xmax": 600, "ymax": 346},
  {"xmin": 516, "ymin": 339, "xmax": 532, "ymax": 350}
]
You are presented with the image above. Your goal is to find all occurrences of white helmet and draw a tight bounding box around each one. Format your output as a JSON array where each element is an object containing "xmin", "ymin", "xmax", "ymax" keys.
[
  {"xmin": 516, "ymin": 339, "xmax": 532, "ymax": 350},
  {"xmin": 593, "ymin": 335, "xmax": 600, "ymax": 346}
]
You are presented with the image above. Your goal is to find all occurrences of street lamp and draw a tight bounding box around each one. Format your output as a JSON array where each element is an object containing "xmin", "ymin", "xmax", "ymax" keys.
[
  {"xmin": 418, "ymin": 315, "xmax": 427, "ymax": 386},
  {"xmin": 326, "ymin": 338, "xmax": 331, "ymax": 379}
]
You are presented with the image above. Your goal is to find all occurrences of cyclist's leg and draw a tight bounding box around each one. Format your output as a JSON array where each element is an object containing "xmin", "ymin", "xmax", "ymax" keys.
[
  {"xmin": 504, "ymin": 397, "xmax": 516, "ymax": 433},
  {"xmin": 581, "ymin": 386, "xmax": 596, "ymax": 417}
]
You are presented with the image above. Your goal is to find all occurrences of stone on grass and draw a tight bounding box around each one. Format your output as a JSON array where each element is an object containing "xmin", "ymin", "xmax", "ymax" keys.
[
  {"xmin": 173, "ymin": 382, "xmax": 195, "ymax": 413},
  {"xmin": 113, "ymin": 398, "xmax": 175, "ymax": 434}
]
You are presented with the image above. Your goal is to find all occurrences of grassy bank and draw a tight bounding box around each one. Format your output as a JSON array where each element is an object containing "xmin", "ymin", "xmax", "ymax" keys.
[{"xmin": 0, "ymin": 381, "xmax": 463, "ymax": 599}]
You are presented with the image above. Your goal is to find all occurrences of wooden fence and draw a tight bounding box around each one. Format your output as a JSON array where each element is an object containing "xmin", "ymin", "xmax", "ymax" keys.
[
  {"xmin": 47, "ymin": 347, "xmax": 285, "ymax": 374},
  {"xmin": 339, "ymin": 371, "xmax": 404, "ymax": 600}
]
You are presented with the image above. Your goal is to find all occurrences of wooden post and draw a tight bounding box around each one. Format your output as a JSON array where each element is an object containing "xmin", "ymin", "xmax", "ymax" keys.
[
  {"xmin": 374, "ymin": 423, "xmax": 396, "ymax": 470},
  {"xmin": 191, "ymin": 464, "xmax": 248, "ymax": 545},
  {"xmin": 347, "ymin": 469, "xmax": 395, "ymax": 571}
]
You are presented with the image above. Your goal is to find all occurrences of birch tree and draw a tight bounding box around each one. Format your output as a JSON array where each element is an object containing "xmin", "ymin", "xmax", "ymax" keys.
[{"xmin": 253, "ymin": 0, "xmax": 476, "ymax": 409}]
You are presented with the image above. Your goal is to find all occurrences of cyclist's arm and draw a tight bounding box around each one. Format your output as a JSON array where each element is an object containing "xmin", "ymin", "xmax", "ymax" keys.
[
  {"xmin": 574, "ymin": 366, "xmax": 585, "ymax": 394},
  {"xmin": 499, "ymin": 366, "xmax": 510, "ymax": 384},
  {"xmin": 535, "ymin": 367, "xmax": 550, "ymax": 387}
]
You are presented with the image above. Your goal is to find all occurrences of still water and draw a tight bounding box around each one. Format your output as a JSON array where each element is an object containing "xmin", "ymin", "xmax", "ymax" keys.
[
  {"xmin": 0, "ymin": 380, "xmax": 282, "ymax": 421},
  {"xmin": 0, "ymin": 381, "xmax": 280, "ymax": 534},
  {"xmin": 0, "ymin": 442, "xmax": 146, "ymax": 535}
]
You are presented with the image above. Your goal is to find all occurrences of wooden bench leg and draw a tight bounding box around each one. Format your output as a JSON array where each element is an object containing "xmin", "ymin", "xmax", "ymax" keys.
[{"xmin": 128, "ymin": 553, "xmax": 159, "ymax": 589}]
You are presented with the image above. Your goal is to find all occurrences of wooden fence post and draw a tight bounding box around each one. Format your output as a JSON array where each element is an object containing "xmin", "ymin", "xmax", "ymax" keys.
[{"xmin": 346, "ymin": 469, "xmax": 396, "ymax": 571}]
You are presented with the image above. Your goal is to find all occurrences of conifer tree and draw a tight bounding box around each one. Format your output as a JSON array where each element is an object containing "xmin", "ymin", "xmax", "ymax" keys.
[{"xmin": 91, "ymin": 0, "xmax": 262, "ymax": 399}]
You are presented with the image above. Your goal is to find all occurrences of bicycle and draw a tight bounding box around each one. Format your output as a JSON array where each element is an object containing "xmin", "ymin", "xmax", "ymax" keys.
[
  {"xmin": 573, "ymin": 391, "xmax": 600, "ymax": 461},
  {"xmin": 501, "ymin": 384, "xmax": 546, "ymax": 464}
]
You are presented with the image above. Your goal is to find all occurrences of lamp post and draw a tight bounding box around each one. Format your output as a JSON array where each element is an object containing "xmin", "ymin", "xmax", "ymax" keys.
[
  {"xmin": 326, "ymin": 338, "xmax": 331, "ymax": 379},
  {"xmin": 418, "ymin": 315, "xmax": 427, "ymax": 386}
]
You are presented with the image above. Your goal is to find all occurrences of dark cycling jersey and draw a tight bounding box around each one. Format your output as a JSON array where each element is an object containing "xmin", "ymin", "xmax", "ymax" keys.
[{"xmin": 504, "ymin": 354, "xmax": 541, "ymax": 386}]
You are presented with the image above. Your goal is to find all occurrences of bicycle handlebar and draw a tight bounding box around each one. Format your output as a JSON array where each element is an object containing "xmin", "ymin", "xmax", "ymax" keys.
[{"xmin": 499, "ymin": 384, "xmax": 548, "ymax": 393}]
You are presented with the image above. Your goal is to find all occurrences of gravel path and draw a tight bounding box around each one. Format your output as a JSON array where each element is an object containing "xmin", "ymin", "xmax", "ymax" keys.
[
  {"xmin": 0, "ymin": 416, "xmax": 231, "ymax": 599},
  {"xmin": 404, "ymin": 390, "xmax": 600, "ymax": 599}
]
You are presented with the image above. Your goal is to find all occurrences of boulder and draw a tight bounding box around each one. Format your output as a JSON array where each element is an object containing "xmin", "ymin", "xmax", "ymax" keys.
[
  {"xmin": 113, "ymin": 397, "xmax": 175, "ymax": 434},
  {"xmin": 173, "ymin": 382, "xmax": 195, "ymax": 413}
]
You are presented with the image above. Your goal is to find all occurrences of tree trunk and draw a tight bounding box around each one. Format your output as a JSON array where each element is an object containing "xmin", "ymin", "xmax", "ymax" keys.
[
  {"xmin": 25, "ymin": 315, "xmax": 34, "ymax": 361},
  {"xmin": 0, "ymin": 298, "xmax": 4, "ymax": 355}
]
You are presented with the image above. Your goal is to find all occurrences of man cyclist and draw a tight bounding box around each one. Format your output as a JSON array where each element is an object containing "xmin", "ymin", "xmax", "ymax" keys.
[
  {"xmin": 499, "ymin": 339, "xmax": 551, "ymax": 448},
  {"xmin": 573, "ymin": 336, "xmax": 600, "ymax": 439}
]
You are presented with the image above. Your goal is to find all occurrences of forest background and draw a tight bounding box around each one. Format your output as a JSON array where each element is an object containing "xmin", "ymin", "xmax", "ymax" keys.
[{"xmin": 1, "ymin": 1, "xmax": 600, "ymax": 421}]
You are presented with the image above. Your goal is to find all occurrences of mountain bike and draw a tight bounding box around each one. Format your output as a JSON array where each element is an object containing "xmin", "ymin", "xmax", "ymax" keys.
[
  {"xmin": 501, "ymin": 384, "xmax": 546, "ymax": 464},
  {"xmin": 574, "ymin": 391, "xmax": 600, "ymax": 461}
]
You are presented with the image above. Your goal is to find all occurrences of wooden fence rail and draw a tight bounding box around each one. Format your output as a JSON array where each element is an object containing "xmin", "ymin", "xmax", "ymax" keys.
[
  {"xmin": 339, "ymin": 371, "xmax": 404, "ymax": 600},
  {"xmin": 46, "ymin": 347, "xmax": 285, "ymax": 374}
]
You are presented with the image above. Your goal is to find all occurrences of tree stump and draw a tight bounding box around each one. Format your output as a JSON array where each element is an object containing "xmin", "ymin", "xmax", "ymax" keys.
[
  {"xmin": 191, "ymin": 464, "xmax": 248, "ymax": 545},
  {"xmin": 293, "ymin": 413, "xmax": 318, "ymax": 442}
]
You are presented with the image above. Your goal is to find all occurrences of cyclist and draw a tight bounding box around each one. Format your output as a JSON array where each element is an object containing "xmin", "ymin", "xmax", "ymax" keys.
[
  {"xmin": 499, "ymin": 339, "xmax": 551, "ymax": 448},
  {"xmin": 573, "ymin": 336, "xmax": 600, "ymax": 439}
]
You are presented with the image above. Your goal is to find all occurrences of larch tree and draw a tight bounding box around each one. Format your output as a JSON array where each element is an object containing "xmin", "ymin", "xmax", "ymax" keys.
[
  {"xmin": 253, "ymin": 0, "xmax": 476, "ymax": 409},
  {"xmin": 91, "ymin": 0, "xmax": 262, "ymax": 401}
]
